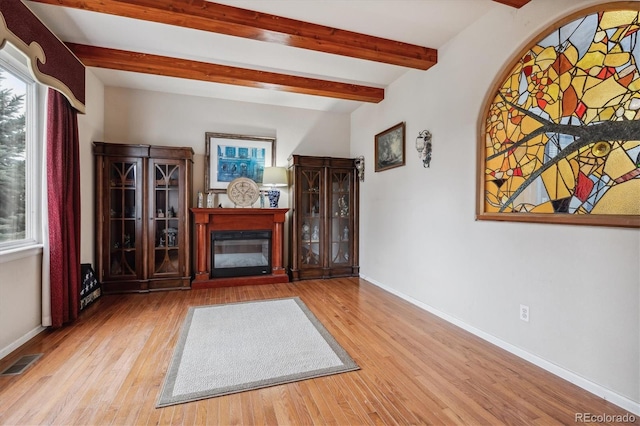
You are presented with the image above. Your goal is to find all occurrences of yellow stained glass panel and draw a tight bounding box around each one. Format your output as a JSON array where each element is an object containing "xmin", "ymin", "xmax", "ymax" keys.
[
  {"xmin": 482, "ymin": 6, "xmax": 640, "ymax": 220},
  {"xmin": 603, "ymin": 147, "xmax": 636, "ymax": 179},
  {"xmin": 591, "ymin": 180, "xmax": 640, "ymax": 214},
  {"xmin": 600, "ymin": 10, "xmax": 639, "ymax": 30}
]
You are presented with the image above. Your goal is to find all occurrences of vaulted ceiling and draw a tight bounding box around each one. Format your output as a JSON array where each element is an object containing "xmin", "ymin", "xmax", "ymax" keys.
[{"xmin": 26, "ymin": 0, "xmax": 530, "ymax": 113}]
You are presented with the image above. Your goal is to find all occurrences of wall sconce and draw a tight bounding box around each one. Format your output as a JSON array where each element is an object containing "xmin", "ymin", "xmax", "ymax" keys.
[
  {"xmin": 262, "ymin": 166, "xmax": 288, "ymax": 207},
  {"xmin": 416, "ymin": 130, "xmax": 432, "ymax": 168},
  {"xmin": 354, "ymin": 155, "xmax": 365, "ymax": 182}
]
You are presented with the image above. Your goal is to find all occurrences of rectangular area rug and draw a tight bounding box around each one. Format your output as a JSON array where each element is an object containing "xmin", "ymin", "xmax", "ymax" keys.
[{"xmin": 156, "ymin": 296, "xmax": 359, "ymax": 407}]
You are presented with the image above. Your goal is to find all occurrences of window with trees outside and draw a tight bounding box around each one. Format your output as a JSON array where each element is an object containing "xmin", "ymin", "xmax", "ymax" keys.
[
  {"xmin": 0, "ymin": 46, "xmax": 41, "ymax": 253},
  {"xmin": 478, "ymin": 4, "xmax": 640, "ymax": 228}
]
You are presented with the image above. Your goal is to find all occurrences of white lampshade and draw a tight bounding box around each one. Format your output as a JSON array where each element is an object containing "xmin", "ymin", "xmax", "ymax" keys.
[{"xmin": 262, "ymin": 167, "xmax": 288, "ymax": 187}]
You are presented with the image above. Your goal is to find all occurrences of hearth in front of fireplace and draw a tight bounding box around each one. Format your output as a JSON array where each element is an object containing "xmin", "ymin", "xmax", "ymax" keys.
[{"xmin": 211, "ymin": 230, "xmax": 272, "ymax": 278}]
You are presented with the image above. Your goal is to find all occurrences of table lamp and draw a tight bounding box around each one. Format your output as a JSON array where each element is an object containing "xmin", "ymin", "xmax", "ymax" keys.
[{"xmin": 262, "ymin": 167, "xmax": 288, "ymax": 207}]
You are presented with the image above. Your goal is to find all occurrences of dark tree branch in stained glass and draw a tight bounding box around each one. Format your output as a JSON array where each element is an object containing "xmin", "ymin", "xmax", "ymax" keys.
[{"xmin": 481, "ymin": 6, "xmax": 640, "ymax": 222}]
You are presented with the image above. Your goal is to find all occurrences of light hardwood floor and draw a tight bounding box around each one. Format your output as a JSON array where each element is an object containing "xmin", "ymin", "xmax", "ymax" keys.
[{"xmin": 0, "ymin": 277, "xmax": 636, "ymax": 425}]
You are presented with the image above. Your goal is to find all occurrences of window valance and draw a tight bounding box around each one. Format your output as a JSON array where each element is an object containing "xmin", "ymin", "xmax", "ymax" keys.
[{"xmin": 0, "ymin": 1, "xmax": 85, "ymax": 113}]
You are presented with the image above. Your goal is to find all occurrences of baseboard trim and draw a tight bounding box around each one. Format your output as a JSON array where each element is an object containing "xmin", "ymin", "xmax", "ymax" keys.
[
  {"xmin": 361, "ymin": 274, "xmax": 640, "ymax": 416},
  {"xmin": 0, "ymin": 325, "xmax": 46, "ymax": 361}
]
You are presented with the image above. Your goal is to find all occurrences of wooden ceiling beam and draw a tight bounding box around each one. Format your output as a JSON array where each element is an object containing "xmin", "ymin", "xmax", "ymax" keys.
[
  {"xmin": 492, "ymin": 0, "xmax": 531, "ymax": 8},
  {"xmin": 66, "ymin": 43, "xmax": 385, "ymax": 103},
  {"xmin": 30, "ymin": 0, "xmax": 438, "ymax": 70}
]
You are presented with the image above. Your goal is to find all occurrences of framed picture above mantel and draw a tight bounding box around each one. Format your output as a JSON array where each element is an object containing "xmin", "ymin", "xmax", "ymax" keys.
[{"xmin": 205, "ymin": 132, "xmax": 276, "ymax": 194}]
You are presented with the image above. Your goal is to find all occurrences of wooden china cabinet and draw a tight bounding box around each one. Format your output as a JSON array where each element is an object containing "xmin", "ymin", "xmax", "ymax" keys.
[
  {"xmin": 288, "ymin": 155, "xmax": 359, "ymax": 280},
  {"xmin": 94, "ymin": 142, "xmax": 193, "ymax": 293}
]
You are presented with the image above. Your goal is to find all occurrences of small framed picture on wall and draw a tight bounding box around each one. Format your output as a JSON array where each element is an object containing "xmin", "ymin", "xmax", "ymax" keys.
[{"xmin": 374, "ymin": 122, "xmax": 405, "ymax": 172}]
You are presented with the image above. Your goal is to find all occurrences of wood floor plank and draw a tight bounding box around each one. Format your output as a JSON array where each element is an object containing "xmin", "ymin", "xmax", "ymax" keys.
[
  {"xmin": 202, "ymin": 395, "xmax": 221, "ymax": 426},
  {"xmin": 346, "ymin": 369, "xmax": 406, "ymax": 425},
  {"xmin": 227, "ymin": 392, "xmax": 247, "ymax": 425},
  {"xmin": 192, "ymin": 399, "xmax": 211, "ymax": 426},
  {"xmin": 258, "ymin": 387, "xmax": 279, "ymax": 424},
  {"xmin": 313, "ymin": 376, "xmax": 356, "ymax": 425},
  {"xmin": 289, "ymin": 380, "xmax": 326, "ymax": 424},
  {"xmin": 245, "ymin": 390, "xmax": 266, "ymax": 426},
  {"xmin": 238, "ymin": 389, "xmax": 255, "ymax": 426},
  {"xmin": 321, "ymin": 375, "xmax": 367, "ymax": 425},
  {"xmin": 331, "ymin": 373, "xmax": 378, "ymax": 425},
  {"xmin": 301, "ymin": 376, "xmax": 342, "ymax": 425},
  {"xmin": 283, "ymin": 382, "xmax": 316, "ymax": 425},
  {"xmin": 268, "ymin": 385, "xmax": 300, "ymax": 425},
  {"xmin": 0, "ymin": 278, "xmax": 635, "ymax": 425}
]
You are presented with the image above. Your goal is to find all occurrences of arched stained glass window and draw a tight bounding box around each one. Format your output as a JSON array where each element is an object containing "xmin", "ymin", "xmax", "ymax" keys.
[{"xmin": 478, "ymin": 3, "xmax": 640, "ymax": 228}]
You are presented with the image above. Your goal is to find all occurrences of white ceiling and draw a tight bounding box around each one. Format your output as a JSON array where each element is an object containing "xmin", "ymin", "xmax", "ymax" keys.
[{"xmin": 26, "ymin": 0, "xmax": 504, "ymax": 113}]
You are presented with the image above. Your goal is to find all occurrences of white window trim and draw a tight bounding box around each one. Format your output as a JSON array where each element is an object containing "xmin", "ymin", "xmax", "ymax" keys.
[
  {"xmin": 0, "ymin": 244, "xmax": 43, "ymax": 264},
  {"xmin": 0, "ymin": 43, "xmax": 44, "ymax": 258}
]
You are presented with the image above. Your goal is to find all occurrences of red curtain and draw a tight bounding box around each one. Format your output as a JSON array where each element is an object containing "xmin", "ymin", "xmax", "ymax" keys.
[{"xmin": 46, "ymin": 88, "xmax": 81, "ymax": 328}]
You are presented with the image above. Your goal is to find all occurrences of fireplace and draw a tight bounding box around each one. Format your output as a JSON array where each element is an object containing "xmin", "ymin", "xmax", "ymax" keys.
[
  {"xmin": 211, "ymin": 230, "xmax": 271, "ymax": 278},
  {"xmin": 191, "ymin": 208, "xmax": 289, "ymax": 289}
]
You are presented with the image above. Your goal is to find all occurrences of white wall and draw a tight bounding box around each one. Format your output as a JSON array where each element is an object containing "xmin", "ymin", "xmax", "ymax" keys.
[
  {"xmin": 79, "ymin": 71, "xmax": 105, "ymax": 264},
  {"xmin": 0, "ymin": 253, "xmax": 42, "ymax": 359},
  {"xmin": 351, "ymin": 0, "xmax": 640, "ymax": 412}
]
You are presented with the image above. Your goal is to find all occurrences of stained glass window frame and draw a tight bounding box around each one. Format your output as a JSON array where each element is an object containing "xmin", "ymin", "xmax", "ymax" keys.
[{"xmin": 477, "ymin": 2, "xmax": 640, "ymax": 228}]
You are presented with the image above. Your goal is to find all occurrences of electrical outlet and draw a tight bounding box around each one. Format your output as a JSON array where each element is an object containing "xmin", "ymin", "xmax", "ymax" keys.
[{"xmin": 520, "ymin": 304, "xmax": 530, "ymax": 322}]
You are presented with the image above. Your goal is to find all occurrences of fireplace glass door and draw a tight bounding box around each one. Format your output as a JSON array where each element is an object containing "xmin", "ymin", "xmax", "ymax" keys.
[{"xmin": 211, "ymin": 230, "xmax": 272, "ymax": 278}]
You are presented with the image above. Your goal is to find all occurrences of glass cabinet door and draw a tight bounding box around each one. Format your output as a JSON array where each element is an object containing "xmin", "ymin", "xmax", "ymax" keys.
[
  {"xmin": 299, "ymin": 168, "xmax": 322, "ymax": 267},
  {"xmin": 329, "ymin": 169, "xmax": 352, "ymax": 266},
  {"xmin": 150, "ymin": 160, "xmax": 183, "ymax": 277},
  {"xmin": 289, "ymin": 155, "xmax": 359, "ymax": 281},
  {"xmin": 106, "ymin": 158, "xmax": 142, "ymax": 280}
]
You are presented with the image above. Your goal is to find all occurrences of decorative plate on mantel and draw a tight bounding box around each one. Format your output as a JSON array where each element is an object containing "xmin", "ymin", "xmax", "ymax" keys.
[{"xmin": 226, "ymin": 177, "xmax": 260, "ymax": 207}]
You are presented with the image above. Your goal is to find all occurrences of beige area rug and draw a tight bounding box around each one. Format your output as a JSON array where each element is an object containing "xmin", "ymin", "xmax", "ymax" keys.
[{"xmin": 156, "ymin": 297, "xmax": 359, "ymax": 407}]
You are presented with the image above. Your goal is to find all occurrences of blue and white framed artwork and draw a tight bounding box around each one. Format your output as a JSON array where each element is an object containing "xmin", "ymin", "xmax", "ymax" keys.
[{"xmin": 205, "ymin": 132, "xmax": 276, "ymax": 193}]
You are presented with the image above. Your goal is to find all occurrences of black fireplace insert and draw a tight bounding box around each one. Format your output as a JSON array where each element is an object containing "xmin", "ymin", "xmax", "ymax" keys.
[{"xmin": 210, "ymin": 230, "xmax": 272, "ymax": 278}]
